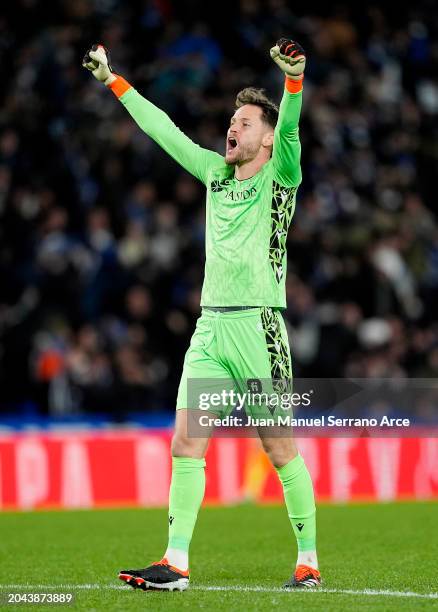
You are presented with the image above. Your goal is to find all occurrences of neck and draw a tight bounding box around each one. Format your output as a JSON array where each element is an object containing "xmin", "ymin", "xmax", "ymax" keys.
[{"xmin": 234, "ymin": 152, "xmax": 270, "ymax": 180}]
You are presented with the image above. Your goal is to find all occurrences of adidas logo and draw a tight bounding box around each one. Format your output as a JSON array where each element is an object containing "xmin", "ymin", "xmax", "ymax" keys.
[{"xmin": 296, "ymin": 523, "xmax": 304, "ymax": 531}]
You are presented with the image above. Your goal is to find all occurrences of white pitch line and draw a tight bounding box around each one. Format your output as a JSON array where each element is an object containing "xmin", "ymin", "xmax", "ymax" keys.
[
  {"xmin": 199, "ymin": 586, "xmax": 438, "ymax": 599},
  {"xmin": 1, "ymin": 584, "xmax": 437, "ymax": 599}
]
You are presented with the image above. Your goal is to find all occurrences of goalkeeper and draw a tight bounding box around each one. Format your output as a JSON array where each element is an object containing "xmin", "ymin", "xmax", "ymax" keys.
[{"xmin": 83, "ymin": 39, "xmax": 321, "ymax": 591}]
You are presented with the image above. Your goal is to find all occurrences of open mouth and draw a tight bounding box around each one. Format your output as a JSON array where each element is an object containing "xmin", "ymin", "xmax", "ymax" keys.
[{"xmin": 227, "ymin": 137, "xmax": 238, "ymax": 153}]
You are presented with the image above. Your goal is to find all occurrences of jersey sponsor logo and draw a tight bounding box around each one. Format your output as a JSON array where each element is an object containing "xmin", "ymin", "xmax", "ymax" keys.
[{"xmin": 210, "ymin": 179, "xmax": 257, "ymax": 202}]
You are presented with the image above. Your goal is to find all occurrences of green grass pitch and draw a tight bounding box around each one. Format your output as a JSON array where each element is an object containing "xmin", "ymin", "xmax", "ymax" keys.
[{"xmin": 0, "ymin": 502, "xmax": 437, "ymax": 611}]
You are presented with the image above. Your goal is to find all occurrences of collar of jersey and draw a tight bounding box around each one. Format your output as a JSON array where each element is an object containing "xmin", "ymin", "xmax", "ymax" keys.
[{"xmin": 231, "ymin": 160, "xmax": 269, "ymax": 184}]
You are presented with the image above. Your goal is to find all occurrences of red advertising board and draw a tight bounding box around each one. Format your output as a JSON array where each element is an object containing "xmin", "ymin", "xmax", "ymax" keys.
[{"xmin": 0, "ymin": 431, "xmax": 437, "ymax": 510}]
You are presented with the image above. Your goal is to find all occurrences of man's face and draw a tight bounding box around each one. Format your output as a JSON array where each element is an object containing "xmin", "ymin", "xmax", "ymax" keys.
[{"xmin": 225, "ymin": 104, "xmax": 273, "ymax": 165}]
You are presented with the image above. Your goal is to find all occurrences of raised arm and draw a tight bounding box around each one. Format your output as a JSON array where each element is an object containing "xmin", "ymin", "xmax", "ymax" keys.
[
  {"xmin": 270, "ymin": 39, "xmax": 306, "ymax": 187},
  {"xmin": 82, "ymin": 45, "xmax": 222, "ymax": 185}
]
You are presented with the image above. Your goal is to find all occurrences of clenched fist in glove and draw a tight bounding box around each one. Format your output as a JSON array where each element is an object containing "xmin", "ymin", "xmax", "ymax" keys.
[
  {"xmin": 82, "ymin": 44, "xmax": 116, "ymax": 86},
  {"xmin": 270, "ymin": 39, "xmax": 306, "ymax": 80}
]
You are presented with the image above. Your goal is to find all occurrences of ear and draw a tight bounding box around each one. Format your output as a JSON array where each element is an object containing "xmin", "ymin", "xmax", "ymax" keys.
[{"xmin": 262, "ymin": 130, "xmax": 274, "ymax": 148}]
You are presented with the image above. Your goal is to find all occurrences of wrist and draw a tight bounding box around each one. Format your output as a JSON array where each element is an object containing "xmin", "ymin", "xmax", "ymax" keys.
[
  {"xmin": 104, "ymin": 73, "xmax": 116, "ymax": 86},
  {"xmin": 285, "ymin": 75, "xmax": 303, "ymax": 93},
  {"xmin": 106, "ymin": 74, "xmax": 132, "ymax": 98}
]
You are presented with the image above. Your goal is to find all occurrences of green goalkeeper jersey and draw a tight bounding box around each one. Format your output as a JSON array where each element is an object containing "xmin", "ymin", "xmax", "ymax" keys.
[{"xmin": 118, "ymin": 86, "xmax": 302, "ymax": 308}]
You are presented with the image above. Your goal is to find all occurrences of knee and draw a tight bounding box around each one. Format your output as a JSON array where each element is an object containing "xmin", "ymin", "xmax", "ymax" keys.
[
  {"xmin": 261, "ymin": 438, "xmax": 297, "ymax": 468},
  {"xmin": 171, "ymin": 432, "xmax": 206, "ymax": 459}
]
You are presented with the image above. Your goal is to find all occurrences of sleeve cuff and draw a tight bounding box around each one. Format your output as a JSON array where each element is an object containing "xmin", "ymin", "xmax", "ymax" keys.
[
  {"xmin": 107, "ymin": 75, "xmax": 132, "ymax": 98},
  {"xmin": 285, "ymin": 76, "xmax": 303, "ymax": 94}
]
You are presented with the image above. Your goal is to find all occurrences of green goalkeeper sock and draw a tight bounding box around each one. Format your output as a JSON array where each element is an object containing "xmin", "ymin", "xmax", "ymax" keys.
[
  {"xmin": 276, "ymin": 454, "xmax": 317, "ymax": 564},
  {"xmin": 165, "ymin": 456, "xmax": 206, "ymax": 570}
]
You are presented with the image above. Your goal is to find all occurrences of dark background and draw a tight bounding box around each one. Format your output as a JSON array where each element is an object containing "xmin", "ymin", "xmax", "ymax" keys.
[{"xmin": 0, "ymin": 0, "xmax": 437, "ymax": 425}]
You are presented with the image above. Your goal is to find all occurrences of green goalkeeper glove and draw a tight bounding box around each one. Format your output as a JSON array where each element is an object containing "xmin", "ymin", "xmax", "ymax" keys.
[
  {"xmin": 270, "ymin": 39, "xmax": 306, "ymax": 80},
  {"xmin": 82, "ymin": 44, "xmax": 116, "ymax": 86}
]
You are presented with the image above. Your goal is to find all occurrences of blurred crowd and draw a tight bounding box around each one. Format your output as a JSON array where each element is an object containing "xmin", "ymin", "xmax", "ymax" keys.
[{"xmin": 0, "ymin": 0, "xmax": 437, "ymax": 420}]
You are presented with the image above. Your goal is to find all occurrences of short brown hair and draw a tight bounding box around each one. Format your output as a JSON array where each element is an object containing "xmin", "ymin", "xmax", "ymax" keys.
[{"xmin": 235, "ymin": 87, "xmax": 279, "ymax": 129}]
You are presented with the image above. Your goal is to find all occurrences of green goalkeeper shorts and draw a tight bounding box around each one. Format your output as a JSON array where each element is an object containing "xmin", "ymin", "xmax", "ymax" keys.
[{"xmin": 176, "ymin": 307, "xmax": 293, "ymax": 418}]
